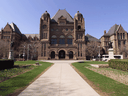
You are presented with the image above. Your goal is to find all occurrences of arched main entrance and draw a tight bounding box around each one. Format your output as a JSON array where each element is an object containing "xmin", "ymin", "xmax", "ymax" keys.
[
  {"xmin": 69, "ymin": 51, "xmax": 73, "ymax": 59},
  {"xmin": 51, "ymin": 51, "xmax": 55, "ymax": 59},
  {"xmin": 59, "ymin": 50, "xmax": 65, "ymax": 59}
]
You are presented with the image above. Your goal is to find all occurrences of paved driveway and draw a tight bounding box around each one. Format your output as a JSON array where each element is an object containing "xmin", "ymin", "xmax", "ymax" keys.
[{"xmin": 18, "ymin": 60, "xmax": 100, "ymax": 96}]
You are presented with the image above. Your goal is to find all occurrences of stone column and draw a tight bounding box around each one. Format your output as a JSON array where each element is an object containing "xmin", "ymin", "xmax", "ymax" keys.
[
  {"xmin": 108, "ymin": 48, "xmax": 114, "ymax": 60},
  {"xmin": 65, "ymin": 54, "xmax": 69, "ymax": 59},
  {"xmin": 55, "ymin": 54, "xmax": 59, "ymax": 60},
  {"xmin": 8, "ymin": 50, "xmax": 14, "ymax": 60}
]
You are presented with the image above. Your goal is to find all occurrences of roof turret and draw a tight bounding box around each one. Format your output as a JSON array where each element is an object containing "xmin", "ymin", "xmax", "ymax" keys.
[
  {"xmin": 42, "ymin": 11, "xmax": 50, "ymax": 17},
  {"xmin": 74, "ymin": 11, "xmax": 83, "ymax": 17}
]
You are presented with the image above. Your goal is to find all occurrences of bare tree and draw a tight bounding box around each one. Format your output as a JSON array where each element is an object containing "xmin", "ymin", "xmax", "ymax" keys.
[
  {"xmin": 17, "ymin": 41, "xmax": 38, "ymax": 60},
  {"xmin": 86, "ymin": 41, "xmax": 105, "ymax": 60},
  {"xmin": 28, "ymin": 42, "xmax": 38, "ymax": 60},
  {"xmin": 86, "ymin": 41, "xmax": 99, "ymax": 59}
]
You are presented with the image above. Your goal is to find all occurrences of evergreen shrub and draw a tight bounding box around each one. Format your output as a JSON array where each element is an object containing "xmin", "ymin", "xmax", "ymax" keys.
[{"xmin": 108, "ymin": 59, "xmax": 128, "ymax": 71}]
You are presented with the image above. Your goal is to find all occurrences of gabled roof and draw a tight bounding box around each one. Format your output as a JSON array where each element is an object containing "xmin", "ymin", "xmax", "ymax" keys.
[
  {"xmin": 85, "ymin": 34, "xmax": 100, "ymax": 42},
  {"xmin": 10, "ymin": 22, "xmax": 22, "ymax": 35},
  {"xmin": 51, "ymin": 9, "xmax": 74, "ymax": 22},
  {"xmin": 103, "ymin": 24, "xmax": 120, "ymax": 36}
]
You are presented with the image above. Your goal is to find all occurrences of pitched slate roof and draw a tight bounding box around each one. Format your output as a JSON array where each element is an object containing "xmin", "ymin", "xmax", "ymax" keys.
[
  {"xmin": 51, "ymin": 9, "xmax": 74, "ymax": 22},
  {"xmin": 85, "ymin": 34, "xmax": 100, "ymax": 42},
  {"xmin": 103, "ymin": 24, "xmax": 120, "ymax": 36},
  {"xmin": 10, "ymin": 22, "xmax": 22, "ymax": 35},
  {"xmin": 25, "ymin": 34, "xmax": 39, "ymax": 38}
]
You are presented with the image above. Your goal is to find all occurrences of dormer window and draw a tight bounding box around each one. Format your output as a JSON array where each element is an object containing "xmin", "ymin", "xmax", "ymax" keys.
[
  {"xmin": 58, "ymin": 16, "xmax": 66, "ymax": 24},
  {"xmin": 51, "ymin": 29, "xmax": 54, "ymax": 31},
  {"xmin": 56, "ymin": 29, "xmax": 58, "ymax": 31},
  {"xmin": 59, "ymin": 21, "xmax": 65, "ymax": 24},
  {"xmin": 52, "ymin": 35, "xmax": 57, "ymax": 38},
  {"xmin": 66, "ymin": 28, "xmax": 68, "ymax": 31}
]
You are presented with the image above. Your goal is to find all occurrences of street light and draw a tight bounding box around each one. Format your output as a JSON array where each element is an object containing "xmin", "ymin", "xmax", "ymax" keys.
[
  {"xmin": 98, "ymin": 46, "xmax": 100, "ymax": 61},
  {"xmin": 27, "ymin": 44, "xmax": 31, "ymax": 60},
  {"xmin": 23, "ymin": 46, "xmax": 25, "ymax": 61},
  {"xmin": 19, "ymin": 54, "xmax": 20, "ymax": 60}
]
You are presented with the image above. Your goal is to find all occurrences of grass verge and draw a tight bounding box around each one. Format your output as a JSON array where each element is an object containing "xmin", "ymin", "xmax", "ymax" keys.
[
  {"xmin": 0, "ymin": 60, "xmax": 53, "ymax": 96},
  {"xmin": 72, "ymin": 61, "xmax": 128, "ymax": 96}
]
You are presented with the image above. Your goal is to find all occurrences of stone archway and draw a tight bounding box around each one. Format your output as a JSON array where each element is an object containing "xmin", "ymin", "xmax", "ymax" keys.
[
  {"xmin": 59, "ymin": 50, "xmax": 65, "ymax": 59},
  {"xmin": 69, "ymin": 51, "xmax": 73, "ymax": 59},
  {"xmin": 51, "ymin": 51, "xmax": 55, "ymax": 59}
]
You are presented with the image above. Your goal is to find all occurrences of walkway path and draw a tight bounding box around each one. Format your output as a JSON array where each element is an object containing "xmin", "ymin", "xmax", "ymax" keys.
[{"xmin": 18, "ymin": 60, "xmax": 100, "ymax": 96}]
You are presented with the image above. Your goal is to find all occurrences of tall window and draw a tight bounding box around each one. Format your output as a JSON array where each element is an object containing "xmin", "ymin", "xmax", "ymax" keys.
[
  {"xmin": 78, "ymin": 44, "xmax": 80, "ymax": 56},
  {"xmin": 59, "ymin": 35, "xmax": 65, "ymax": 44},
  {"xmin": 118, "ymin": 41, "xmax": 121, "ymax": 46},
  {"xmin": 51, "ymin": 39, "xmax": 57, "ymax": 44},
  {"xmin": 59, "ymin": 39, "xmax": 65, "ymax": 44},
  {"xmin": 43, "ymin": 33, "xmax": 47, "ymax": 39},
  {"xmin": 121, "ymin": 33, "xmax": 122, "ymax": 39},
  {"xmin": 81, "ymin": 44, "xmax": 82, "ymax": 48},
  {"xmin": 42, "ymin": 43, "xmax": 46, "ymax": 57},
  {"xmin": 123, "ymin": 41, "xmax": 126, "ymax": 45},
  {"xmin": 118, "ymin": 33, "xmax": 120, "ymax": 39},
  {"xmin": 67, "ymin": 35, "xmax": 73, "ymax": 44},
  {"xmin": 51, "ymin": 35, "xmax": 57, "ymax": 44},
  {"xmin": 67, "ymin": 39, "xmax": 72, "ymax": 44},
  {"xmin": 123, "ymin": 33, "xmax": 125, "ymax": 39}
]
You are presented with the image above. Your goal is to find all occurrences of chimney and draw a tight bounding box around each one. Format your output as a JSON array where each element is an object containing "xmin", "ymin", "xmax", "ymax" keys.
[{"xmin": 104, "ymin": 30, "xmax": 106, "ymax": 35}]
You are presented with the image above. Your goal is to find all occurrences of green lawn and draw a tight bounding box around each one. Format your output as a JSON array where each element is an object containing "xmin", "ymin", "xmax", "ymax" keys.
[
  {"xmin": 0, "ymin": 60, "xmax": 53, "ymax": 96},
  {"xmin": 72, "ymin": 61, "xmax": 128, "ymax": 96}
]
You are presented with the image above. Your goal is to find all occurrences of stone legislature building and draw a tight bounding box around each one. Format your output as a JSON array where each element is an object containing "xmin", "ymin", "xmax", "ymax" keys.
[
  {"xmin": 38, "ymin": 9, "xmax": 86, "ymax": 60},
  {"xmin": 0, "ymin": 9, "xmax": 86, "ymax": 60}
]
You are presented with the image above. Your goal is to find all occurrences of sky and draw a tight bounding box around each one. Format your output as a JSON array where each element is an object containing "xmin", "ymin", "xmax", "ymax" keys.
[{"xmin": 0, "ymin": 0, "xmax": 128, "ymax": 39}]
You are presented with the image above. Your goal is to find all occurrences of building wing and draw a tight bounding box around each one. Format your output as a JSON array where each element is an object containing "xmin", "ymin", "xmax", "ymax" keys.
[
  {"xmin": 85, "ymin": 34, "xmax": 100, "ymax": 42},
  {"xmin": 103, "ymin": 24, "xmax": 119, "ymax": 36}
]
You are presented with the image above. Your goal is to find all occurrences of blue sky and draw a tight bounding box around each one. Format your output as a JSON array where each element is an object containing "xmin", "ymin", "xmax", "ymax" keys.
[{"xmin": 0, "ymin": 0, "xmax": 128, "ymax": 39}]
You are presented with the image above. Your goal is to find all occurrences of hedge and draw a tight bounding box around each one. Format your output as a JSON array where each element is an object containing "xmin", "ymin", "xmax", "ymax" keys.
[
  {"xmin": 0, "ymin": 59, "xmax": 14, "ymax": 70},
  {"xmin": 108, "ymin": 59, "xmax": 128, "ymax": 71}
]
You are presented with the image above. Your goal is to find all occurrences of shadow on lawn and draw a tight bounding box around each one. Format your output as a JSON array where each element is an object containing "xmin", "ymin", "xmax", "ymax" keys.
[{"xmin": 0, "ymin": 65, "xmax": 32, "ymax": 71}]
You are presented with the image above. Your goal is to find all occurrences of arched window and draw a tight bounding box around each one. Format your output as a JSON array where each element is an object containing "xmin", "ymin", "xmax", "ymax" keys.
[
  {"xmin": 60, "ymin": 35, "xmax": 65, "ymax": 38},
  {"xmin": 52, "ymin": 35, "xmax": 57, "ymax": 38},
  {"xmin": 59, "ymin": 35, "xmax": 65, "ymax": 44},
  {"xmin": 34, "ymin": 36, "xmax": 38, "ymax": 41},
  {"xmin": 68, "ymin": 35, "xmax": 73, "ymax": 38},
  {"xmin": 28, "ymin": 36, "xmax": 33, "ymax": 41},
  {"xmin": 78, "ymin": 25, "xmax": 81, "ymax": 30}
]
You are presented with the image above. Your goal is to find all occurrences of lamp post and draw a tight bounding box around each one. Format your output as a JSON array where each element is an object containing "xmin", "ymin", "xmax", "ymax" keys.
[
  {"xmin": 124, "ymin": 46, "xmax": 126, "ymax": 58},
  {"xmin": 27, "ymin": 44, "xmax": 31, "ymax": 60},
  {"xmin": 23, "ymin": 46, "xmax": 25, "ymax": 61},
  {"xmin": 19, "ymin": 54, "xmax": 20, "ymax": 60},
  {"xmin": 8, "ymin": 41, "xmax": 14, "ymax": 60},
  {"xmin": 98, "ymin": 46, "xmax": 100, "ymax": 61}
]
